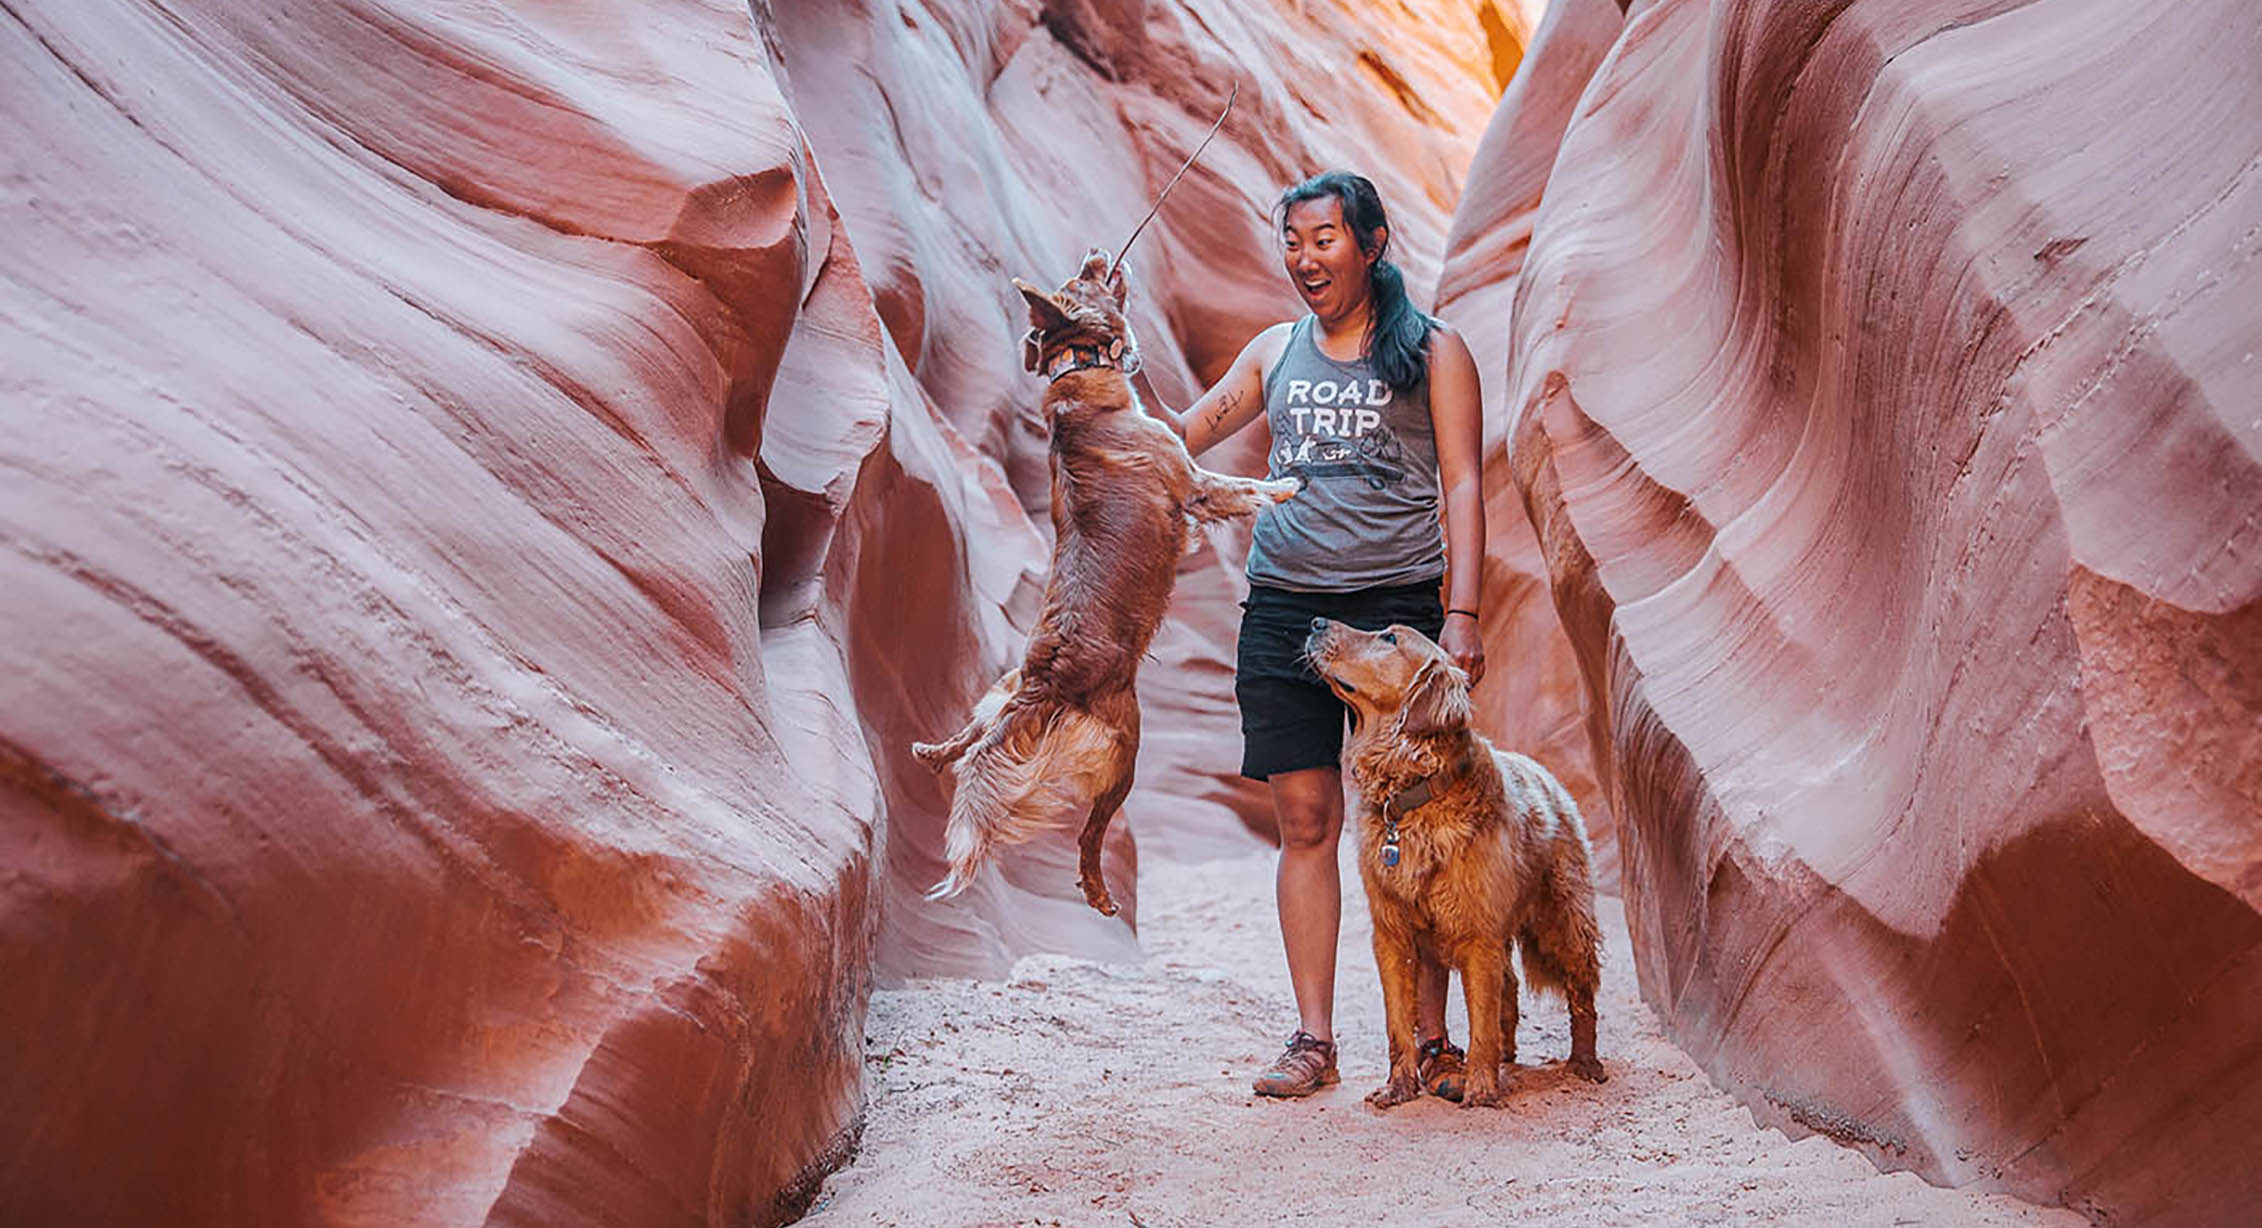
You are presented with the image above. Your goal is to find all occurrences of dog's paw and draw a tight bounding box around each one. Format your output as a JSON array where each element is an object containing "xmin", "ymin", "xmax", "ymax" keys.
[
  {"xmin": 1461, "ymin": 1078, "xmax": 1509, "ymax": 1109},
  {"xmin": 1078, "ymin": 870, "xmax": 1119, "ymax": 917},
  {"xmin": 1262, "ymin": 477, "xmax": 1301, "ymax": 503},
  {"xmin": 909, "ymin": 741, "xmax": 950, "ymax": 771},
  {"xmin": 923, "ymin": 873, "xmax": 967, "ymax": 902},
  {"xmin": 1364, "ymin": 1078, "xmax": 1421, "ymax": 1111},
  {"xmin": 1567, "ymin": 1054, "xmax": 1608, "ymax": 1084}
]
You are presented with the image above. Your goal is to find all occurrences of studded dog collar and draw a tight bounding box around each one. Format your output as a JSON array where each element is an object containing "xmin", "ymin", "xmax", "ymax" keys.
[{"xmin": 1024, "ymin": 328, "xmax": 1142, "ymax": 382}]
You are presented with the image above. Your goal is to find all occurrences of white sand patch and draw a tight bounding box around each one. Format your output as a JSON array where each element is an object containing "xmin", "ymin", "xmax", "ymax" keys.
[{"xmin": 802, "ymin": 845, "xmax": 2082, "ymax": 1227}]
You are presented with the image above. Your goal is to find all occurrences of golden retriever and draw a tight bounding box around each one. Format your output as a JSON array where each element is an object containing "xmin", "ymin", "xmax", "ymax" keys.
[
  {"xmin": 1304, "ymin": 618, "xmax": 1606, "ymax": 1107},
  {"xmin": 913, "ymin": 250, "xmax": 1298, "ymax": 914}
]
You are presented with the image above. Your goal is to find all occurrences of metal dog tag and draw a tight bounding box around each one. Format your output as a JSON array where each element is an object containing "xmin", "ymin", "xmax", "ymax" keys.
[{"xmin": 1382, "ymin": 842, "xmax": 1400, "ymax": 868}]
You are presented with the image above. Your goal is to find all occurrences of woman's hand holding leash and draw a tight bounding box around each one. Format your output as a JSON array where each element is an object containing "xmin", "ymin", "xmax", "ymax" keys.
[{"xmin": 1440, "ymin": 609, "xmax": 1485, "ymax": 685}]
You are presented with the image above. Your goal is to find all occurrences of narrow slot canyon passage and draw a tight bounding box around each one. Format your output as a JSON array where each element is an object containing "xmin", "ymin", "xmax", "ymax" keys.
[
  {"xmin": 802, "ymin": 844, "xmax": 2083, "ymax": 1227},
  {"xmin": 7, "ymin": 0, "xmax": 2254, "ymax": 1223}
]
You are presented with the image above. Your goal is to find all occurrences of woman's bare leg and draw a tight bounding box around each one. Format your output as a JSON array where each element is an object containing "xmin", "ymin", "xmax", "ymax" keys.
[{"xmin": 1270, "ymin": 766, "xmax": 1345, "ymax": 1043}]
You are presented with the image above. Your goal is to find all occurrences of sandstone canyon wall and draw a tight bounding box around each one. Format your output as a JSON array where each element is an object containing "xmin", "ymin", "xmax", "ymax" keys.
[
  {"xmin": 3, "ymin": 3, "xmax": 880, "ymax": 1222},
  {"xmin": 758, "ymin": 0, "xmax": 1532, "ymax": 971},
  {"xmin": 0, "ymin": 1, "xmax": 1517, "ymax": 1224},
  {"xmin": 1450, "ymin": 0, "xmax": 2262, "ymax": 1223},
  {"xmin": 1435, "ymin": 0, "xmax": 1628, "ymax": 885}
]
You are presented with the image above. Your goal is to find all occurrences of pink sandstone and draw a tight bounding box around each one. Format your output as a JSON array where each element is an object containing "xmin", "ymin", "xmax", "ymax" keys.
[
  {"xmin": 3, "ymin": 2, "xmax": 879, "ymax": 1221},
  {"xmin": 764, "ymin": 0, "xmax": 1514, "ymax": 966},
  {"xmin": 1471, "ymin": 0, "xmax": 2262, "ymax": 1223},
  {"xmin": 0, "ymin": 0, "xmax": 1515, "ymax": 1222},
  {"xmin": 1436, "ymin": 0, "xmax": 1629, "ymax": 885}
]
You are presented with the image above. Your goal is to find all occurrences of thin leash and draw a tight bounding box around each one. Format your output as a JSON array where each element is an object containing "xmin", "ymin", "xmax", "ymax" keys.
[
  {"xmin": 1027, "ymin": 83, "xmax": 1240, "ymax": 380},
  {"xmin": 1107, "ymin": 81, "xmax": 1239, "ymax": 281}
]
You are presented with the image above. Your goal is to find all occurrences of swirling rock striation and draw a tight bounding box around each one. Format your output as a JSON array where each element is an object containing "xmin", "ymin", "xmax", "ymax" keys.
[
  {"xmin": 1436, "ymin": 0, "xmax": 1627, "ymax": 885},
  {"xmin": 0, "ymin": 0, "xmax": 1512, "ymax": 1222},
  {"xmin": 0, "ymin": 2, "xmax": 894, "ymax": 1223},
  {"xmin": 1481, "ymin": 0, "xmax": 2262, "ymax": 1222},
  {"xmin": 763, "ymin": 0, "xmax": 1513, "ymax": 969}
]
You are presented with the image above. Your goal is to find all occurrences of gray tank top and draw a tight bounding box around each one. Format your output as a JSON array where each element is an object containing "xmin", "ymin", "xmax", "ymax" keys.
[{"xmin": 1244, "ymin": 316, "xmax": 1445, "ymax": 591}]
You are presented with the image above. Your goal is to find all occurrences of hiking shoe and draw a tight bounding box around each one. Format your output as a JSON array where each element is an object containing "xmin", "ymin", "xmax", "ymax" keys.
[
  {"xmin": 1253, "ymin": 1030, "xmax": 1339, "ymax": 1098},
  {"xmin": 1418, "ymin": 1036, "xmax": 1466, "ymax": 1102}
]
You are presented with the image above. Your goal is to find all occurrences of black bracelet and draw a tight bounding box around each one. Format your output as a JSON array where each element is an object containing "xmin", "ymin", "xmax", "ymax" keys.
[{"xmin": 1447, "ymin": 608, "xmax": 1479, "ymax": 620}]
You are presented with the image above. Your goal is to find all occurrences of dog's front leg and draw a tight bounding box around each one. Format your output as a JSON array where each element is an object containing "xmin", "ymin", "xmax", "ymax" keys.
[
  {"xmin": 1184, "ymin": 466, "xmax": 1300, "ymax": 524},
  {"xmin": 1365, "ymin": 923, "xmax": 1424, "ymax": 1110},
  {"xmin": 1461, "ymin": 942, "xmax": 1513, "ymax": 1108}
]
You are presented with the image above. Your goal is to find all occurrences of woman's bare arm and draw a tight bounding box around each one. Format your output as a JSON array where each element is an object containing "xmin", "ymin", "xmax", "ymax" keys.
[
  {"xmin": 1147, "ymin": 323, "xmax": 1288, "ymax": 457},
  {"xmin": 1427, "ymin": 324, "xmax": 1488, "ymax": 683}
]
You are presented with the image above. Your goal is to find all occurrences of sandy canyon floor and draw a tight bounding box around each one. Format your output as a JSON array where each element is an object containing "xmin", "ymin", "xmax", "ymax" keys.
[{"xmin": 802, "ymin": 845, "xmax": 2084, "ymax": 1227}]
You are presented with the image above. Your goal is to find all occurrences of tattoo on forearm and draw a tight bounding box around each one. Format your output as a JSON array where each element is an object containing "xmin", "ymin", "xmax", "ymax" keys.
[{"xmin": 1207, "ymin": 389, "xmax": 1241, "ymax": 432}]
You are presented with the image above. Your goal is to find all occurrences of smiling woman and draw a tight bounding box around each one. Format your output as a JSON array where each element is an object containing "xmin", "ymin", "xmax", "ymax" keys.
[{"xmin": 1146, "ymin": 169, "xmax": 1488, "ymax": 1102}]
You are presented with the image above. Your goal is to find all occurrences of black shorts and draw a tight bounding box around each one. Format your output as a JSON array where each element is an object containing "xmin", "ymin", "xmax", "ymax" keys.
[{"xmin": 1234, "ymin": 580, "xmax": 1445, "ymax": 780}]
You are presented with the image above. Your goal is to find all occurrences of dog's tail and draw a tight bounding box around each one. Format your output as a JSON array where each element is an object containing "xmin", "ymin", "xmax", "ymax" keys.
[{"xmin": 925, "ymin": 698, "xmax": 1121, "ymax": 901}]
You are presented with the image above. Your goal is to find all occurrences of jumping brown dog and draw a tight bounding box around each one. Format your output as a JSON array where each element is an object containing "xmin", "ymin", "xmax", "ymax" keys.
[
  {"xmin": 914, "ymin": 251, "xmax": 1298, "ymax": 914},
  {"xmin": 1304, "ymin": 618, "xmax": 1606, "ymax": 1107}
]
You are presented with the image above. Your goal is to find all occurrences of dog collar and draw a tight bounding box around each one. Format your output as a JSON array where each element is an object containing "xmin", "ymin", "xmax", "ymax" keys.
[
  {"xmin": 1025, "ymin": 328, "xmax": 1142, "ymax": 382},
  {"xmin": 1043, "ymin": 343, "xmax": 1119, "ymax": 382},
  {"xmin": 1379, "ymin": 771, "xmax": 1446, "ymax": 869}
]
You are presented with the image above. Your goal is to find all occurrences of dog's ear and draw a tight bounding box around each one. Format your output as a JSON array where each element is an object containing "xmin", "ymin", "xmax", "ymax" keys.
[
  {"xmin": 1399, "ymin": 660, "xmax": 1471, "ymax": 738},
  {"xmin": 1106, "ymin": 257, "xmax": 1130, "ymax": 307},
  {"xmin": 1078, "ymin": 249, "xmax": 1111, "ymax": 283},
  {"xmin": 1013, "ymin": 278, "xmax": 1072, "ymax": 333}
]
